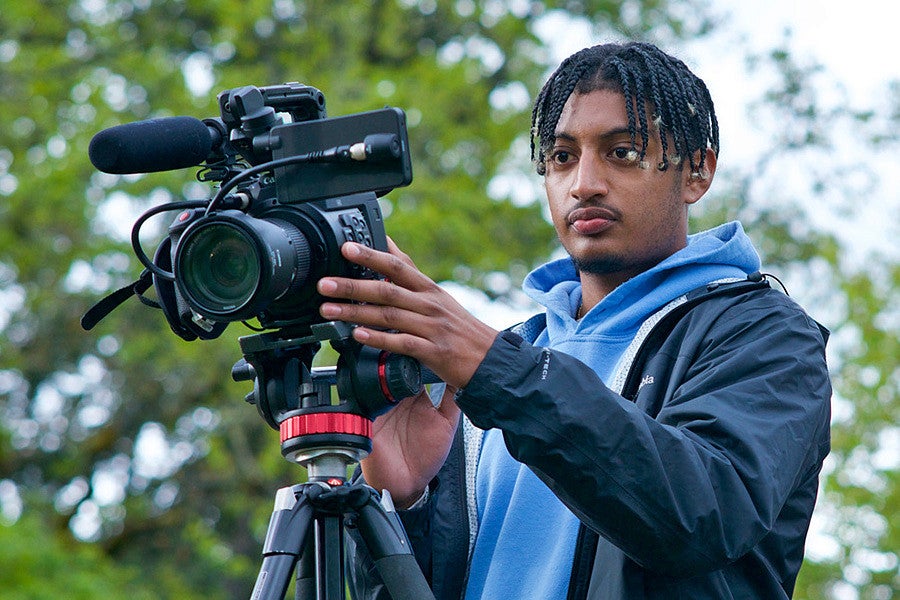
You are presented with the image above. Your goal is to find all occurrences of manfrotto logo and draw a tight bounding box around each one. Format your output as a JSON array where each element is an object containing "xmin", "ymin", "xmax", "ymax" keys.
[
  {"xmin": 540, "ymin": 349, "xmax": 551, "ymax": 380},
  {"xmin": 639, "ymin": 375, "xmax": 655, "ymax": 391}
]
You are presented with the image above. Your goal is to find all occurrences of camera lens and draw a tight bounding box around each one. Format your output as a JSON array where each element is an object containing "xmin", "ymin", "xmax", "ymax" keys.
[
  {"xmin": 180, "ymin": 225, "xmax": 260, "ymax": 311},
  {"xmin": 175, "ymin": 210, "xmax": 311, "ymax": 321}
]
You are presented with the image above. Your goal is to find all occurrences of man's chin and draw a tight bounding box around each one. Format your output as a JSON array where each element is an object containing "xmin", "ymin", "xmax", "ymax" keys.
[{"xmin": 569, "ymin": 254, "xmax": 626, "ymax": 276}]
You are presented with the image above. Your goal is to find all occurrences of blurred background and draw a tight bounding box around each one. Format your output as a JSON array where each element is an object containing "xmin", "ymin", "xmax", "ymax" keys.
[{"xmin": 0, "ymin": 1, "xmax": 896, "ymax": 598}]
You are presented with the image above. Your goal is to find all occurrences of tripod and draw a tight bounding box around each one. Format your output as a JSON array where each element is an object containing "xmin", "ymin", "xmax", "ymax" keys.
[
  {"xmin": 235, "ymin": 323, "xmax": 436, "ymax": 600},
  {"xmin": 249, "ymin": 459, "xmax": 433, "ymax": 600}
]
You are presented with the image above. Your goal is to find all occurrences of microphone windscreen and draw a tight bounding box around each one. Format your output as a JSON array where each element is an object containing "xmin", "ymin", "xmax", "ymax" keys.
[{"xmin": 89, "ymin": 116, "xmax": 213, "ymax": 174}]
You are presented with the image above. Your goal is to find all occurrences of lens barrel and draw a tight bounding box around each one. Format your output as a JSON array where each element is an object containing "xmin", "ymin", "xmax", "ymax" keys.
[{"xmin": 174, "ymin": 210, "xmax": 311, "ymax": 321}]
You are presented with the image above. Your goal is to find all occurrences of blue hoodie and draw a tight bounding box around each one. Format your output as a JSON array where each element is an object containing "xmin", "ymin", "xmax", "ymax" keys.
[{"xmin": 463, "ymin": 222, "xmax": 761, "ymax": 599}]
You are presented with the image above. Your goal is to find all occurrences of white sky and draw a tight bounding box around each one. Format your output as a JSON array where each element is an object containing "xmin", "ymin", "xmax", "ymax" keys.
[
  {"xmin": 720, "ymin": 0, "xmax": 897, "ymax": 103},
  {"xmin": 696, "ymin": 1, "xmax": 900, "ymax": 265},
  {"xmin": 694, "ymin": 0, "xmax": 899, "ymax": 153}
]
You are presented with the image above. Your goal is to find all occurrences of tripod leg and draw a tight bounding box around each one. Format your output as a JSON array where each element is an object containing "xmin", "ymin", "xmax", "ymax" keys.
[
  {"xmin": 351, "ymin": 488, "xmax": 436, "ymax": 600},
  {"xmin": 314, "ymin": 513, "xmax": 345, "ymax": 600},
  {"xmin": 251, "ymin": 485, "xmax": 315, "ymax": 600},
  {"xmin": 296, "ymin": 512, "xmax": 346, "ymax": 600},
  {"xmin": 294, "ymin": 533, "xmax": 315, "ymax": 600}
]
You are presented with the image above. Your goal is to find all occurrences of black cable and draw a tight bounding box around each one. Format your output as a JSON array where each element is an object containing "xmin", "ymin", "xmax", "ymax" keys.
[
  {"xmin": 205, "ymin": 154, "xmax": 318, "ymax": 215},
  {"xmin": 204, "ymin": 135, "xmax": 397, "ymax": 215},
  {"xmin": 131, "ymin": 199, "xmax": 208, "ymax": 280},
  {"xmin": 761, "ymin": 272, "xmax": 790, "ymax": 296}
]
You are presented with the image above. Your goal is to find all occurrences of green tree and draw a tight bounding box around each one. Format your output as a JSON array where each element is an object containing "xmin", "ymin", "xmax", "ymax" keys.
[
  {"xmin": 692, "ymin": 39, "xmax": 899, "ymax": 599},
  {"xmin": 0, "ymin": 512, "xmax": 200, "ymax": 599},
  {"xmin": 0, "ymin": 1, "xmax": 708, "ymax": 596},
  {"xmin": 1, "ymin": 2, "xmax": 896, "ymax": 598}
]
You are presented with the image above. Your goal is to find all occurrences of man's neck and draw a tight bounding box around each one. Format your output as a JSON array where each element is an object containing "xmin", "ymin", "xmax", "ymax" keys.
[{"xmin": 578, "ymin": 271, "xmax": 630, "ymax": 316}]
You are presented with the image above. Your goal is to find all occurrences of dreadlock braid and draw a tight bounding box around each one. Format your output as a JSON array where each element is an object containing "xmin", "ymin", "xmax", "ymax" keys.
[{"xmin": 531, "ymin": 42, "xmax": 719, "ymax": 176}]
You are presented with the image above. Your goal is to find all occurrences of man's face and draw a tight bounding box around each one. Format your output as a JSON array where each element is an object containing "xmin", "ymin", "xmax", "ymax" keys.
[{"xmin": 543, "ymin": 89, "xmax": 710, "ymax": 285}]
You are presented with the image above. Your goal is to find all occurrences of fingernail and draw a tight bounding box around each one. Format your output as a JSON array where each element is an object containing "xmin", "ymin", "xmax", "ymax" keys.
[
  {"xmin": 320, "ymin": 303, "xmax": 342, "ymax": 317},
  {"xmin": 318, "ymin": 279, "xmax": 337, "ymax": 293},
  {"xmin": 353, "ymin": 327, "xmax": 370, "ymax": 341},
  {"xmin": 344, "ymin": 242, "xmax": 361, "ymax": 257}
]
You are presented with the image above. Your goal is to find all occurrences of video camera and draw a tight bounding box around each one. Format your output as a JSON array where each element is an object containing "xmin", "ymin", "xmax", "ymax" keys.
[
  {"xmin": 82, "ymin": 83, "xmax": 412, "ymax": 341},
  {"xmin": 82, "ymin": 86, "xmax": 440, "ymax": 599}
]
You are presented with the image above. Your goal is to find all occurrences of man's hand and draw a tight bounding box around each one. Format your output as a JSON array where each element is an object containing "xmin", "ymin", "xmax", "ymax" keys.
[
  {"xmin": 360, "ymin": 385, "xmax": 460, "ymax": 509},
  {"xmin": 317, "ymin": 239, "xmax": 498, "ymax": 389},
  {"xmin": 316, "ymin": 239, "xmax": 497, "ymax": 506}
]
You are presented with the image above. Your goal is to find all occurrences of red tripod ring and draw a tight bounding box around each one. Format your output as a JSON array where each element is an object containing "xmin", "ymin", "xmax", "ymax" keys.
[{"xmin": 279, "ymin": 412, "xmax": 372, "ymax": 443}]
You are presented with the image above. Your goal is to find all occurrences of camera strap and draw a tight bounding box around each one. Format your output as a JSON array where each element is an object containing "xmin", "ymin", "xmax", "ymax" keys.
[{"xmin": 80, "ymin": 269, "xmax": 155, "ymax": 331}]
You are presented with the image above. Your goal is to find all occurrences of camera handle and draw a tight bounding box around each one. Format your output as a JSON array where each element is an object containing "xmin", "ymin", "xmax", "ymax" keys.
[{"xmin": 236, "ymin": 323, "xmax": 436, "ymax": 600}]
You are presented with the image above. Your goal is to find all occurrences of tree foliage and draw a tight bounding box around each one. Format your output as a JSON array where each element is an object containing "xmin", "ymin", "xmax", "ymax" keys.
[
  {"xmin": 1, "ymin": 1, "xmax": 896, "ymax": 598},
  {"xmin": 692, "ymin": 39, "xmax": 900, "ymax": 599}
]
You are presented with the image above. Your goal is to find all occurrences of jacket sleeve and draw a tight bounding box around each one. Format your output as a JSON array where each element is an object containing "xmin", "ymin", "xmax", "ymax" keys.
[{"xmin": 453, "ymin": 292, "xmax": 832, "ymax": 577}]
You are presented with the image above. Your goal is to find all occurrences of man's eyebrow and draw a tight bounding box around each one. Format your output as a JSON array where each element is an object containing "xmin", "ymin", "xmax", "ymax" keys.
[{"xmin": 551, "ymin": 127, "xmax": 633, "ymax": 143}]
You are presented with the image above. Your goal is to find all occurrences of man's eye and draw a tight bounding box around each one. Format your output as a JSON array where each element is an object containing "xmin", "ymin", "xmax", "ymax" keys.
[
  {"xmin": 551, "ymin": 151, "xmax": 572, "ymax": 164},
  {"xmin": 611, "ymin": 147, "xmax": 643, "ymax": 165}
]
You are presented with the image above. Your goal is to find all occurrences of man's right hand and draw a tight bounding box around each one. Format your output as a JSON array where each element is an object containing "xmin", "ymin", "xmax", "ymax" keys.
[{"xmin": 361, "ymin": 385, "xmax": 460, "ymax": 509}]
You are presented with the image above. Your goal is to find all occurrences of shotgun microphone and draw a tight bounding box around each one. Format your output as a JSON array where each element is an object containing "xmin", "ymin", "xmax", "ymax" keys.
[{"xmin": 88, "ymin": 116, "xmax": 225, "ymax": 174}]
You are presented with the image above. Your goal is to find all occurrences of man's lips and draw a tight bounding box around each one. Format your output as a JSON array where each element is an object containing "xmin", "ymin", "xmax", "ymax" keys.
[{"xmin": 568, "ymin": 206, "xmax": 617, "ymax": 235}]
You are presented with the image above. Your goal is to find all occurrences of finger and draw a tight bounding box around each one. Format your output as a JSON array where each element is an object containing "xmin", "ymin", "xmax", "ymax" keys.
[
  {"xmin": 385, "ymin": 237, "xmax": 414, "ymax": 266},
  {"xmin": 320, "ymin": 298, "xmax": 434, "ymax": 338},
  {"xmin": 435, "ymin": 385, "xmax": 461, "ymax": 421},
  {"xmin": 341, "ymin": 242, "xmax": 430, "ymax": 291},
  {"xmin": 352, "ymin": 326, "xmax": 485, "ymax": 389},
  {"xmin": 318, "ymin": 275, "xmax": 423, "ymax": 314},
  {"xmin": 351, "ymin": 326, "xmax": 432, "ymax": 359}
]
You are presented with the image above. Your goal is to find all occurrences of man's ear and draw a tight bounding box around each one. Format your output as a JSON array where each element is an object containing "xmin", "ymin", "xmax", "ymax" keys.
[{"xmin": 683, "ymin": 148, "xmax": 717, "ymax": 205}]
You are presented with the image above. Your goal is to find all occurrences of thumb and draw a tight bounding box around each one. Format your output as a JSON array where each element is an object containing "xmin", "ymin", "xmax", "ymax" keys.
[{"xmin": 435, "ymin": 385, "xmax": 461, "ymax": 422}]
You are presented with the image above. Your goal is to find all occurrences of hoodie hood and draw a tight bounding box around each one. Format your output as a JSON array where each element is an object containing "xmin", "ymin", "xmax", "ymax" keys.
[{"xmin": 523, "ymin": 221, "xmax": 761, "ymax": 344}]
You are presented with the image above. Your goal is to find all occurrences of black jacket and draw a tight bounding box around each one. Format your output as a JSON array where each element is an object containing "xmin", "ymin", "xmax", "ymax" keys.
[{"xmin": 348, "ymin": 276, "xmax": 832, "ymax": 599}]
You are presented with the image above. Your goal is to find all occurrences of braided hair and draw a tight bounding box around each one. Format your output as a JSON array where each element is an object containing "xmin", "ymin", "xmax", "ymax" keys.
[{"xmin": 531, "ymin": 42, "xmax": 719, "ymax": 176}]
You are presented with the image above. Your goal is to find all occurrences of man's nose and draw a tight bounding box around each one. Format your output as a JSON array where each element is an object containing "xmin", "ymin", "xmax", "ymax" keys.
[{"xmin": 570, "ymin": 153, "xmax": 609, "ymax": 200}]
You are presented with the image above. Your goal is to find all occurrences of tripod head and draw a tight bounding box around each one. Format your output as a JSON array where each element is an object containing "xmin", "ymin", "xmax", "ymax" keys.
[
  {"xmin": 230, "ymin": 324, "xmax": 440, "ymax": 600},
  {"xmin": 232, "ymin": 322, "xmax": 425, "ymax": 481}
]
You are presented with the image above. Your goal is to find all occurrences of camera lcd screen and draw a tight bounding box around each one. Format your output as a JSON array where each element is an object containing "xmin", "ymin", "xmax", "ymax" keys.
[{"xmin": 272, "ymin": 107, "xmax": 413, "ymax": 204}]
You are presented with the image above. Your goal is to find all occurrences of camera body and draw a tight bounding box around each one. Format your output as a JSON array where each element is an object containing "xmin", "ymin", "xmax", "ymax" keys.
[
  {"xmin": 83, "ymin": 83, "xmax": 429, "ymax": 443},
  {"xmin": 87, "ymin": 83, "xmax": 412, "ymax": 341},
  {"xmin": 157, "ymin": 189, "xmax": 388, "ymax": 339}
]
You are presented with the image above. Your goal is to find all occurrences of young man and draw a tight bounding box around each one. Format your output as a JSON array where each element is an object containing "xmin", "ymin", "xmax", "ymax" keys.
[{"xmin": 317, "ymin": 42, "xmax": 832, "ymax": 599}]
